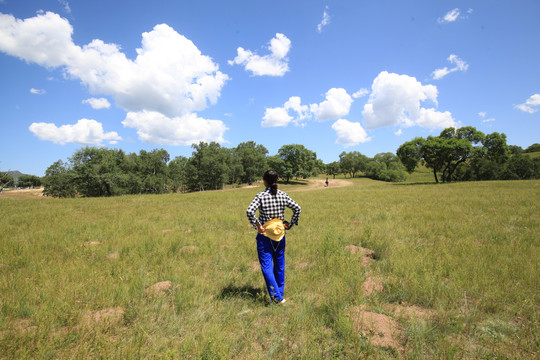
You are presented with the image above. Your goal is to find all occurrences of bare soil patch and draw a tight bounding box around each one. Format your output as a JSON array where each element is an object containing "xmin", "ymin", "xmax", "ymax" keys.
[
  {"xmin": 361, "ymin": 276, "xmax": 384, "ymax": 296},
  {"xmin": 294, "ymin": 262, "xmax": 312, "ymax": 270},
  {"xmin": 347, "ymin": 305, "xmax": 402, "ymax": 350},
  {"xmin": 145, "ymin": 281, "xmax": 173, "ymax": 296},
  {"xmin": 162, "ymin": 229, "xmax": 173, "ymax": 234},
  {"xmin": 345, "ymin": 245, "xmax": 377, "ymax": 268},
  {"xmin": 13, "ymin": 318, "xmax": 37, "ymax": 334},
  {"xmin": 250, "ymin": 261, "xmax": 260, "ymax": 271},
  {"xmin": 107, "ymin": 252, "xmax": 120, "ymax": 259},
  {"xmin": 81, "ymin": 307, "xmax": 124, "ymax": 326},
  {"xmin": 289, "ymin": 179, "xmax": 352, "ymax": 192},
  {"xmin": 85, "ymin": 241, "xmax": 101, "ymax": 246}
]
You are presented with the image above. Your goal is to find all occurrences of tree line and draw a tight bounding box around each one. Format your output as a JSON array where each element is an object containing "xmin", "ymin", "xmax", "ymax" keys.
[
  {"xmin": 326, "ymin": 151, "xmax": 407, "ymax": 182},
  {"xmin": 397, "ymin": 127, "xmax": 540, "ymax": 182},
  {"xmin": 40, "ymin": 142, "xmax": 326, "ymax": 197}
]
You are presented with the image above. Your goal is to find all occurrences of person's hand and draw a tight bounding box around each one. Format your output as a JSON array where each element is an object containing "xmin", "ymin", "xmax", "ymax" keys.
[
  {"xmin": 283, "ymin": 221, "xmax": 291, "ymax": 230},
  {"xmin": 257, "ymin": 224, "xmax": 265, "ymax": 234}
]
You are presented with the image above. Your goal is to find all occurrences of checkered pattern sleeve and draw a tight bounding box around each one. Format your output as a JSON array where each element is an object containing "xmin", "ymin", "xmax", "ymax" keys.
[
  {"xmin": 246, "ymin": 192, "xmax": 262, "ymax": 228},
  {"xmin": 246, "ymin": 188, "xmax": 301, "ymax": 229}
]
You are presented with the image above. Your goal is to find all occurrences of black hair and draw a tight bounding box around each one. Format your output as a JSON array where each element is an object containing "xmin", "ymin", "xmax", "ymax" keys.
[{"xmin": 263, "ymin": 170, "xmax": 279, "ymax": 195}]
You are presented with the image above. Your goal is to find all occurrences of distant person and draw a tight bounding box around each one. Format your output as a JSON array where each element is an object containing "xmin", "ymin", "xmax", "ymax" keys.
[
  {"xmin": 246, "ymin": 170, "xmax": 301, "ymax": 304},
  {"xmin": 325, "ymin": 177, "xmax": 329, "ymax": 187}
]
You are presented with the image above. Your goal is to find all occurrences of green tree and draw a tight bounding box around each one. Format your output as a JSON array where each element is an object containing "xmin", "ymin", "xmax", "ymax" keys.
[
  {"xmin": 235, "ymin": 141, "xmax": 268, "ymax": 185},
  {"xmin": 17, "ymin": 174, "xmax": 42, "ymax": 188},
  {"xmin": 168, "ymin": 156, "xmax": 188, "ymax": 193},
  {"xmin": 42, "ymin": 160, "xmax": 76, "ymax": 197},
  {"xmin": 135, "ymin": 149, "xmax": 171, "ymax": 194},
  {"xmin": 0, "ymin": 172, "xmax": 15, "ymax": 190},
  {"xmin": 267, "ymin": 155, "xmax": 293, "ymax": 183},
  {"xmin": 277, "ymin": 144, "xmax": 319, "ymax": 181},
  {"xmin": 524, "ymin": 143, "xmax": 540, "ymax": 153},
  {"xmin": 397, "ymin": 127, "xmax": 486, "ymax": 183},
  {"xmin": 187, "ymin": 142, "xmax": 230, "ymax": 191},
  {"xmin": 364, "ymin": 153, "xmax": 407, "ymax": 182},
  {"xmin": 338, "ymin": 151, "xmax": 368, "ymax": 178},
  {"xmin": 326, "ymin": 161, "xmax": 341, "ymax": 179}
]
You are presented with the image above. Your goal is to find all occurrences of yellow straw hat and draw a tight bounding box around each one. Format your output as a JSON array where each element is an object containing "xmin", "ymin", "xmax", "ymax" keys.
[{"xmin": 262, "ymin": 219, "xmax": 286, "ymax": 241}]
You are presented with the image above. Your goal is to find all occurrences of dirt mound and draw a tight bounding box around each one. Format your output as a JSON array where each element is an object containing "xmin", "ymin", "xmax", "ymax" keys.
[
  {"xmin": 82, "ymin": 307, "xmax": 124, "ymax": 326},
  {"xmin": 85, "ymin": 241, "xmax": 101, "ymax": 246},
  {"xmin": 145, "ymin": 281, "xmax": 173, "ymax": 296},
  {"xmin": 361, "ymin": 276, "xmax": 384, "ymax": 296},
  {"xmin": 347, "ymin": 305, "xmax": 402, "ymax": 349},
  {"xmin": 179, "ymin": 245, "xmax": 198, "ymax": 253},
  {"xmin": 384, "ymin": 304, "xmax": 436, "ymax": 320},
  {"xmin": 344, "ymin": 245, "xmax": 376, "ymax": 257},
  {"xmin": 13, "ymin": 318, "xmax": 37, "ymax": 334}
]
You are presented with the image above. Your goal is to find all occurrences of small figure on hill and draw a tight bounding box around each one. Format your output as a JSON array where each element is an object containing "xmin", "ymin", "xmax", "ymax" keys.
[
  {"xmin": 325, "ymin": 177, "xmax": 329, "ymax": 187},
  {"xmin": 246, "ymin": 170, "xmax": 301, "ymax": 305}
]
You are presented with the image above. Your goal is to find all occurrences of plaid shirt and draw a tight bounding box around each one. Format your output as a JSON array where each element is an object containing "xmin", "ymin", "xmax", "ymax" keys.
[{"xmin": 246, "ymin": 188, "xmax": 301, "ymax": 229}]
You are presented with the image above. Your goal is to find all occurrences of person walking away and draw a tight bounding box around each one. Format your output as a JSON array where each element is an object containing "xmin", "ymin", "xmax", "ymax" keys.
[{"xmin": 246, "ymin": 170, "xmax": 301, "ymax": 304}]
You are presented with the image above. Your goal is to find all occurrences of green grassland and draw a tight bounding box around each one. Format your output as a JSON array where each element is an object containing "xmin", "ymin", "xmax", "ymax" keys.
[{"xmin": 0, "ymin": 175, "xmax": 538, "ymax": 359}]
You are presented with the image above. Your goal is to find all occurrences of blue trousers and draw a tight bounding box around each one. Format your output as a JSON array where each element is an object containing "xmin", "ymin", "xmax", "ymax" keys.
[{"xmin": 256, "ymin": 233, "xmax": 285, "ymax": 301}]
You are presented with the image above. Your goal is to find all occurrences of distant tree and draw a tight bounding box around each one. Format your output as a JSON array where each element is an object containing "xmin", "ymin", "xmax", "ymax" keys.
[
  {"xmin": 326, "ymin": 161, "xmax": 341, "ymax": 179},
  {"xmin": 187, "ymin": 142, "xmax": 230, "ymax": 191},
  {"xmin": 267, "ymin": 155, "xmax": 293, "ymax": 183},
  {"xmin": 364, "ymin": 153, "xmax": 407, "ymax": 182},
  {"xmin": 338, "ymin": 151, "xmax": 368, "ymax": 178},
  {"xmin": 0, "ymin": 171, "xmax": 15, "ymax": 190},
  {"xmin": 235, "ymin": 141, "xmax": 268, "ymax": 185},
  {"xmin": 397, "ymin": 127, "xmax": 485, "ymax": 183},
  {"xmin": 42, "ymin": 160, "xmax": 76, "ymax": 197},
  {"xmin": 278, "ymin": 144, "xmax": 319, "ymax": 181},
  {"xmin": 524, "ymin": 143, "xmax": 540, "ymax": 153},
  {"xmin": 135, "ymin": 149, "xmax": 170, "ymax": 194},
  {"xmin": 17, "ymin": 174, "xmax": 42, "ymax": 188},
  {"xmin": 502, "ymin": 153, "xmax": 539, "ymax": 180},
  {"xmin": 508, "ymin": 145, "xmax": 523, "ymax": 155},
  {"xmin": 168, "ymin": 155, "xmax": 188, "ymax": 192}
]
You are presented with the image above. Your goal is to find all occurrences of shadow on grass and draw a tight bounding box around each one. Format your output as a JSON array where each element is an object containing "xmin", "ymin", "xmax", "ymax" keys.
[{"xmin": 217, "ymin": 284, "xmax": 266, "ymax": 304}]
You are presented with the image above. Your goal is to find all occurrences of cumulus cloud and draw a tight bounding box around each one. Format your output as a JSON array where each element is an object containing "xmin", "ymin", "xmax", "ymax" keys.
[
  {"xmin": 478, "ymin": 111, "xmax": 495, "ymax": 123},
  {"xmin": 352, "ymin": 88, "xmax": 369, "ymax": 99},
  {"xmin": 30, "ymin": 88, "xmax": 46, "ymax": 95},
  {"xmin": 82, "ymin": 97, "xmax": 111, "ymax": 109},
  {"xmin": 29, "ymin": 119, "xmax": 121, "ymax": 145},
  {"xmin": 331, "ymin": 119, "xmax": 370, "ymax": 146},
  {"xmin": 432, "ymin": 54, "xmax": 468, "ymax": 80},
  {"xmin": 262, "ymin": 88, "xmax": 353, "ymax": 127},
  {"xmin": 317, "ymin": 6, "xmax": 330, "ymax": 33},
  {"xmin": 362, "ymin": 71, "xmax": 456, "ymax": 130},
  {"xmin": 122, "ymin": 111, "xmax": 227, "ymax": 145},
  {"xmin": 0, "ymin": 11, "xmax": 229, "ymax": 145},
  {"xmin": 228, "ymin": 33, "xmax": 291, "ymax": 76},
  {"xmin": 515, "ymin": 94, "xmax": 540, "ymax": 114},
  {"xmin": 478, "ymin": 111, "xmax": 487, "ymax": 118},
  {"xmin": 262, "ymin": 106, "xmax": 293, "ymax": 127}
]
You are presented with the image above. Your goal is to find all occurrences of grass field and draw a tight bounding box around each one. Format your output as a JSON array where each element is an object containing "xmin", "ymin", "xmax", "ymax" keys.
[{"xmin": 0, "ymin": 174, "xmax": 538, "ymax": 359}]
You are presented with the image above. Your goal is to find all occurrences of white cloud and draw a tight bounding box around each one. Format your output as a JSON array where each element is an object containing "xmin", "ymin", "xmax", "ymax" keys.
[
  {"xmin": 317, "ymin": 6, "xmax": 330, "ymax": 33},
  {"xmin": 228, "ymin": 33, "xmax": 291, "ymax": 76},
  {"xmin": 262, "ymin": 106, "xmax": 293, "ymax": 127},
  {"xmin": 30, "ymin": 88, "xmax": 46, "ymax": 95},
  {"xmin": 331, "ymin": 119, "xmax": 370, "ymax": 146},
  {"xmin": 394, "ymin": 129, "xmax": 403, "ymax": 136},
  {"xmin": 515, "ymin": 94, "xmax": 540, "ymax": 114},
  {"xmin": 432, "ymin": 54, "xmax": 468, "ymax": 80},
  {"xmin": 263, "ymin": 88, "xmax": 354, "ymax": 127},
  {"xmin": 478, "ymin": 111, "xmax": 487, "ymax": 118},
  {"xmin": 58, "ymin": 0, "xmax": 71, "ymax": 14},
  {"xmin": 362, "ymin": 71, "xmax": 457, "ymax": 130},
  {"xmin": 122, "ymin": 110, "xmax": 227, "ymax": 145},
  {"xmin": 482, "ymin": 118, "xmax": 495, "ymax": 123},
  {"xmin": 352, "ymin": 88, "xmax": 369, "ymax": 99},
  {"xmin": 0, "ymin": 11, "xmax": 229, "ymax": 145},
  {"xmin": 82, "ymin": 97, "xmax": 111, "ymax": 109},
  {"xmin": 29, "ymin": 119, "xmax": 121, "ymax": 145},
  {"xmin": 438, "ymin": 8, "xmax": 460, "ymax": 23},
  {"xmin": 310, "ymin": 88, "xmax": 353, "ymax": 121}
]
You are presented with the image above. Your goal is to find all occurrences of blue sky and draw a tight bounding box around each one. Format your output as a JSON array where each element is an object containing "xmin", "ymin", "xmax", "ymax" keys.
[{"xmin": 1, "ymin": 0, "xmax": 539, "ymax": 176}]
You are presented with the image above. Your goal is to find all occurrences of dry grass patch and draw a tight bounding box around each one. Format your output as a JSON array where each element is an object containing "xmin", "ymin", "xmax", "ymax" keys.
[
  {"xmin": 81, "ymin": 307, "xmax": 124, "ymax": 327},
  {"xmin": 294, "ymin": 261, "xmax": 312, "ymax": 270},
  {"xmin": 145, "ymin": 281, "xmax": 173, "ymax": 296},
  {"xmin": 84, "ymin": 241, "xmax": 101, "ymax": 246},
  {"xmin": 106, "ymin": 252, "xmax": 120, "ymax": 259},
  {"xmin": 385, "ymin": 303, "xmax": 437, "ymax": 321},
  {"xmin": 12, "ymin": 318, "xmax": 37, "ymax": 334}
]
